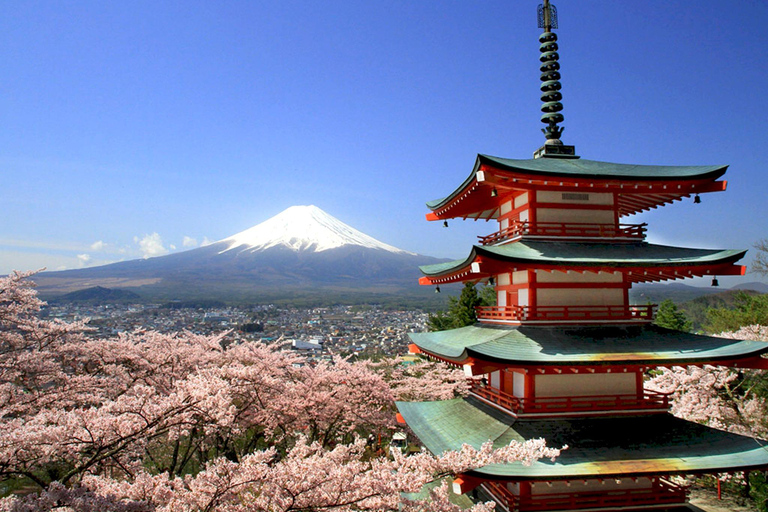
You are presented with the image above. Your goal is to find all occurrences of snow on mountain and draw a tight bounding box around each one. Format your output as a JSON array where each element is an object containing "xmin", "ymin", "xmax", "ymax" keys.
[{"xmin": 219, "ymin": 205, "xmax": 415, "ymax": 255}]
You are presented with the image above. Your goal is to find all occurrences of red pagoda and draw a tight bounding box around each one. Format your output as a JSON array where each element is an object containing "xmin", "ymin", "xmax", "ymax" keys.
[{"xmin": 396, "ymin": 2, "xmax": 768, "ymax": 511}]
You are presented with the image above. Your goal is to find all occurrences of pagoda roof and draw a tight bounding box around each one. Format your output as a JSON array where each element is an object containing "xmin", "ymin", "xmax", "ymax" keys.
[
  {"xmin": 426, "ymin": 154, "xmax": 728, "ymax": 219},
  {"xmin": 408, "ymin": 324, "xmax": 768, "ymax": 368},
  {"xmin": 480, "ymin": 155, "xmax": 726, "ymax": 181},
  {"xmin": 396, "ymin": 397, "xmax": 768, "ymax": 480},
  {"xmin": 419, "ymin": 241, "xmax": 746, "ymax": 284}
]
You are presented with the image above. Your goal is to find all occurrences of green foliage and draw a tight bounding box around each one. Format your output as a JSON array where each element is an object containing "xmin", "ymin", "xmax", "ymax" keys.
[
  {"xmin": 705, "ymin": 291, "xmax": 768, "ymax": 333},
  {"xmin": 427, "ymin": 283, "xmax": 494, "ymax": 331},
  {"xmin": 750, "ymin": 471, "xmax": 768, "ymax": 512},
  {"xmin": 677, "ymin": 290, "xmax": 762, "ymax": 332},
  {"xmin": 478, "ymin": 284, "xmax": 497, "ymax": 308},
  {"xmin": 653, "ymin": 299, "xmax": 692, "ymax": 332}
]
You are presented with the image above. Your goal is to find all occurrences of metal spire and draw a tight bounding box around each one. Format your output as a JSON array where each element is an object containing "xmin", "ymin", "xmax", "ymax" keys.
[{"xmin": 534, "ymin": 0, "xmax": 577, "ymax": 159}]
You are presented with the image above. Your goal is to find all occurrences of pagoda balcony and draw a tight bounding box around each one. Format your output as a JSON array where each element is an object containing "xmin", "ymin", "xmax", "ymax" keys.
[
  {"xmin": 477, "ymin": 221, "xmax": 647, "ymax": 245},
  {"xmin": 475, "ymin": 304, "xmax": 656, "ymax": 324},
  {"xmin": 469, "ymin": 381, "xmax": 670, "ymax": 417},
  {"xmin": 483, "ymin": 479, "xmax": 687, "ymax": 512}
]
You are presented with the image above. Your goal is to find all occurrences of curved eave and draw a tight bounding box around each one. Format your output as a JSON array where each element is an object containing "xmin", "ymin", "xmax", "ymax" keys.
[
  {"xmin": 477, "ymin": 155, "xmax": 728, "ymax": 181},
  {"xmin": 418, "ymin": 242, "xmax": 746, "ymax": 285},
  {"xmin": 426, "ymin": 155, "xmax": 728, "ymax": 220},
  {"xmin": 396, "ymin": 398, "xmax": 768, "ymax": 481},
  {"xmin": 408, "ymin": 324, "xmax": 768, "ymax": 368}
]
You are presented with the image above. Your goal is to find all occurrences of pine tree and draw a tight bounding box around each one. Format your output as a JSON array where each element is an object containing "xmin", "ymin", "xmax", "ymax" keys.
[
  {"xmin": 705, "ymin": 291, "xmax": 768, "ymax": 333},
  {"xmin": 428, "ymin": 282, "xmax": 492, "ymax": 331},
  {"xmin": 654, "ymin": 299, "xmax": 692, "ymax": 332}
]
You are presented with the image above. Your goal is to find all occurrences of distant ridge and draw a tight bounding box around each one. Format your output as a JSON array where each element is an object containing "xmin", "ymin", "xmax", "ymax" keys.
[
  {"xmin": 34, "ymin": 206, "xmax": 448, "ymax": 304},
  {"xmin": 731, "ymin": 281, "xmax": 768, "ymax": 294},
  {"xmin": 630, "ymin": 281, "xmax": 768, "ymax": 304},
  {"xmin": 50, "ymin": 286, "xmax": 141, "ymax": 304}
]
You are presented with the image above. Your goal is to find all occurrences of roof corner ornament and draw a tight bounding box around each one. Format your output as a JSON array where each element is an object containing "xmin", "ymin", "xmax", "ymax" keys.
[{"xmin": 534, "ymin": 0, "xmax": 578, "ymax": 159}]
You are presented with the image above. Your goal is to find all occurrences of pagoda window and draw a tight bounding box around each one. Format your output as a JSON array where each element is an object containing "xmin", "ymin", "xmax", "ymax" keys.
[
  {"xmin": 534, "ymin": 372, "xmax": 636, "ymax": 398},
  {"xmin": 529, "ymin": 190, "xmax": 617, "ymax": 228},
  {"xmin": 536, "ymin": 190, "xmax": 613, "ymax": 206}
]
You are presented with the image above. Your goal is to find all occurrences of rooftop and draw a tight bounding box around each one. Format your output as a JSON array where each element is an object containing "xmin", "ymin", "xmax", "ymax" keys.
[
  {"xmin": 426, "ymin": 155, "xmax": 729, "ymax": 220},
  {"xmin": 419, "ymin": 241, "xmax": 746, "ymax": 285},
  {"xmin": 408, "ymin": 324, "xmax": 768, "ymax": 367},
  {"xmin": 396, "ymin": 397, "xmax": 768, "ymax": 481}
]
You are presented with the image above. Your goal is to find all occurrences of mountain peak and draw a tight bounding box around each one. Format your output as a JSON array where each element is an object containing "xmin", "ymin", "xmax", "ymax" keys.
[{"xmin": 220, "ymin": 205, "xmax": 414, "ymax": 254}]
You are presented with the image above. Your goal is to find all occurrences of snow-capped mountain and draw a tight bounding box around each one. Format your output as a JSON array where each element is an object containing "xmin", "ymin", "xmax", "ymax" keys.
[
  {"xmin": 220, "ymin": 205, "xmax": 414, "ymax": 255},
  {"xmin": 35, "ymin": 206, "xmax": 446, "ymax": 302}
]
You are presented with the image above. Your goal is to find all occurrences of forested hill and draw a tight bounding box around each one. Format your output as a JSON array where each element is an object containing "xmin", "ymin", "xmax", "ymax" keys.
[{"xmin": 677, "ymin": 290, "xmax": 767, "ymax": 332}]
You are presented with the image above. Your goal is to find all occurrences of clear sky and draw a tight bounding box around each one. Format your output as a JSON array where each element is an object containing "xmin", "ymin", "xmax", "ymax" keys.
[{"xmin": 2, "ymin": 1, "xmax": 767, "ymax": 287}]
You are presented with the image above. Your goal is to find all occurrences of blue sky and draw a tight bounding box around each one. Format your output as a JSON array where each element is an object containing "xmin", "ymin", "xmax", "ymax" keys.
[{"xmin": 2, "ymin": 1, "xmax": 767, "ymax": 287}]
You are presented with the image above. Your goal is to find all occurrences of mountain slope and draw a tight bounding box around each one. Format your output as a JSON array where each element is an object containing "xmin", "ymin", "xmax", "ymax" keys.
[
  {"xmin": 35, "ymin": 206, "xmax": 446, "ymax": 303},
  {"xmin": 220, "ymin": 205, "xmax": 412, "ymax": 254}
]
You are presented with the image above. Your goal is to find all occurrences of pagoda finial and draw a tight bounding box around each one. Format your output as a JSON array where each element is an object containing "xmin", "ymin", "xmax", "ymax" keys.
[{"xmin": 534, "ymin": 1, "xmax": 577, "ymax": 159}]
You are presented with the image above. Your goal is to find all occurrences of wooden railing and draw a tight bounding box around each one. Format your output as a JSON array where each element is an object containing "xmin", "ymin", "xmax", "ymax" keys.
[
  {"xmin": 476, "ymin": 304, "xmax": 656, "ymax": 323},
  {"xmin": 477, "ymin": 221, "xmax": 647, "ymax": 245},
  {"xmin": 484, "ymin": 479, "xmax": 687, "ymax": 511},
  {"xmin": 470, "ymin": 381, "xmax": 522, "ymax": 412},
  {"xmin": 469, "ymin": 381, "xmax": 670, "ymax": 415}
]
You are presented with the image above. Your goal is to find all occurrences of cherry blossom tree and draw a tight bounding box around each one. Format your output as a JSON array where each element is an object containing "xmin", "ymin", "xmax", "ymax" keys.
[
  {"xmin": 367, "ymin": 357, "xmax": 469, "ymax": 402},
  {"xmin": 647, "ymin": 325, "xmax": 768, "ymax": 437},
  {"xmin": 0, "ymin": 272, "xmax": 561, "ymax": 511}
]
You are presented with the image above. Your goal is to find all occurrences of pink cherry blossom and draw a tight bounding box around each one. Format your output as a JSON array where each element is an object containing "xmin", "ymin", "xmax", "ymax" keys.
[{"xmin": 0, "ymin": 272, "xmax": 559, "ymax": 511}]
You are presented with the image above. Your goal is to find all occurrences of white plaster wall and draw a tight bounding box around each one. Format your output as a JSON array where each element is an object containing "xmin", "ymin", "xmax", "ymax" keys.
[
  {"xmin": 536, "ymin": 271, "xmax": 622, "ymax": 284},
  {"xmin": 498, "ymin": 273, "xmax": 511, "ymax": 286},
  {"xmin": 535, "ymin": 373, "xmax": 636, "ymax": 397},
  {"xmin": 514, "ymin": 193, "xmax": 528, "ymax": 209},
  {"xmin": 536, "ymin": 208, "xmax": 614, "ymax": 224},
  {"xmin": 500, "ymin": 200, "xmax": 513, "ymax": 215},
  {"xmin": 512, "ymin": 271, "xmax": 528, "ymax": 284},
  {"xmin": 490, "ymin": 370, "xmax": 501, "ymax": 390},
  {"xmin": 513, "ymin": 371, "xmax": 525, "ymax": 398},
  {"xmin": 518, "ymin": 289, "xmax": 529, "ymax": 306},
  {"xmin": 536, "ymin": 288, "xmax": 624, "ymax": 306}
]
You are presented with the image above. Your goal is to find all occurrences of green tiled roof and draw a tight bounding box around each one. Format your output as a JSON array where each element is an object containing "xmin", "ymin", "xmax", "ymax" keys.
[
  {"xmin": 479, "ymin": 155, "xmax": 728, "ymax": 179},
  {"xmin": 419, "ymin": 241, "xmax": 746, "ymax": 276},
  {"xmin": 426, "ymin": 155, "xmax": 727, "ymax": 210},
  {"xmin": 408, "ymin": 324, "xmax": 768, "ymax": 365},
  {"xmin": 396, "ymin": 397, "xmax": 768, "ymax": 480}
]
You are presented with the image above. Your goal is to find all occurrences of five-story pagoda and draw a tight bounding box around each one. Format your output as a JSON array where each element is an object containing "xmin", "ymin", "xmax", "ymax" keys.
[{"xmin": 396, "ymin": 2, "xmax": 768, "ymax": 511}]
